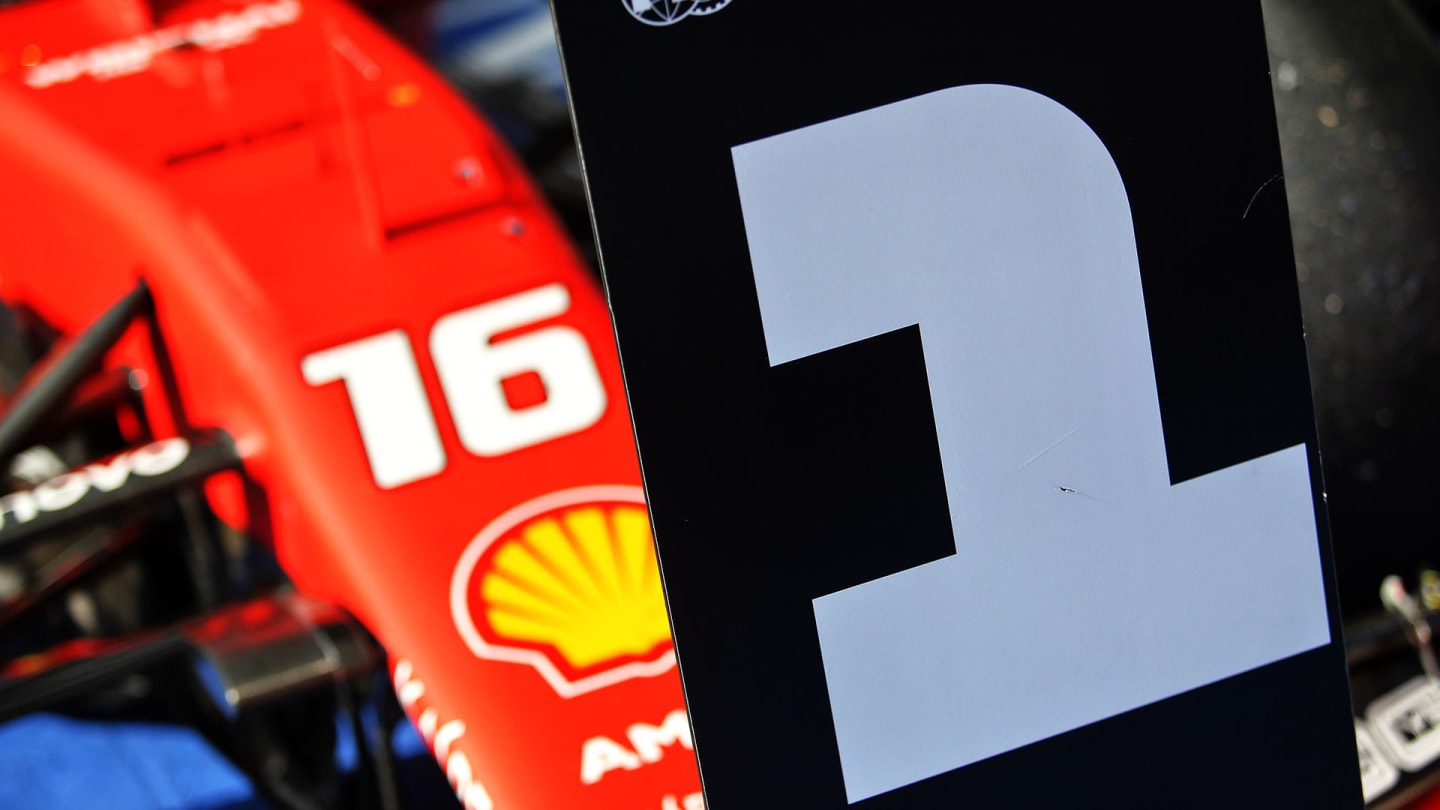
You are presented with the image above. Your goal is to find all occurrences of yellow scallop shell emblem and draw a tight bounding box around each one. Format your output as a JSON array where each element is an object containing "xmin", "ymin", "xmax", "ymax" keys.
[{"xmin": 450, "ymin": 486, "xmax": 677, "ymax": 697}]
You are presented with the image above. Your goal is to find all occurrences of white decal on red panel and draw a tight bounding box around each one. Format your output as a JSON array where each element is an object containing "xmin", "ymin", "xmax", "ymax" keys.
[
  {"xmin": 301, "ymin": 284, "xmax": 607, "ymax": 489},
  {"xmin": 580, "ymin": 709, "xmax": 693, "ymax": 785},
  {"xmin": 25, "ymin": 1, "xmax": 302, "ymax": 88},
  {"xmin": 661, "ymin": 793, "xmax": 706, "ymax": 810},
  {"xmin": 393, "ymin": 659, "xmax": 494, "ymax": 810}
]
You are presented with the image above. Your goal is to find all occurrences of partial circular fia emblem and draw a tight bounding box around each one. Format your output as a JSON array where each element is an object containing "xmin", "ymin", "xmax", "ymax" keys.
[
  {"xmin": 623, "ymin": 0, "xmax": 733, "ymax": 26},
  {"xmin": 450, "ymin": 486, "xmax": 676, "ymax": 697}
]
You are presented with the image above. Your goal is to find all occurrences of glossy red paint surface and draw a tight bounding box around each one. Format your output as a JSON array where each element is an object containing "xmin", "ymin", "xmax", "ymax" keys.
[{"xmin": 0, "ymin": 2, "xmax": 702, "ymax": 807}]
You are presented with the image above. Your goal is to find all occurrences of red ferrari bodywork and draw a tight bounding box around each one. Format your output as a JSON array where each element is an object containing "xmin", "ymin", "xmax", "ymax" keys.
[{"xmin": 0, "ymin": 1, "xmax": 703, "ymax": 807}]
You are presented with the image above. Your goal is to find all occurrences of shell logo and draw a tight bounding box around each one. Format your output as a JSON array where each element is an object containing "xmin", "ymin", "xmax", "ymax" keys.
[{"xmin": 450, "ymin": 486, "xmax": 677, "ymax": 697}]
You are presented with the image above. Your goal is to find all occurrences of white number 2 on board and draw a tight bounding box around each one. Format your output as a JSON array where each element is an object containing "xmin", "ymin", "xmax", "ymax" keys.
[{"xmin": 301, "ymin": 284, "xmax": 607, "ymax": 489}]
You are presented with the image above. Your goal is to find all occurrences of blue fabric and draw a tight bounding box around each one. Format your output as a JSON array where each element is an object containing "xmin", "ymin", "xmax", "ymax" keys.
[
  {"xmin": 0, "ymin": 713, "xmax": 438, "ymax": 809},
  {"xmin": 0, "ymin": 714, "xmax": 257, "ymax": 810}
]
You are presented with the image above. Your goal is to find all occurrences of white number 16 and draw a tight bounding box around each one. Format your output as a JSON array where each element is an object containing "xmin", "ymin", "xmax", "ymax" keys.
[{"xmin": 301, "ymin": 284, "xmax": 607, "ymax": 489}]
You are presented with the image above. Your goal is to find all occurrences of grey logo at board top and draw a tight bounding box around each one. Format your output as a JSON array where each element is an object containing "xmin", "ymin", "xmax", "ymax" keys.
[{"xmin": 623, "ymin": 0, "xmax": 732, "ymax": 26}]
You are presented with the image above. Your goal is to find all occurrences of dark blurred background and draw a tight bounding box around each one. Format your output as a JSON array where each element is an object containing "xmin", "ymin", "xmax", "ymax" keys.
[{"xmin": 1261, "ymin": 0, "xmax": 1440, "ymax": 619}]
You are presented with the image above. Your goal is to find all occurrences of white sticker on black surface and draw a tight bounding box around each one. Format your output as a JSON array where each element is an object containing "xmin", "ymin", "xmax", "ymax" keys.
[
  {"xmin": 1368, "ymin": 676, "xmax": 1440, "ymax": 773},
  {"xmin": 733, "ymin": 84, "xmax": 1332, "ymax": 802},
  {"xmin": 1357, "ymin": 719, "xmax": 1400, "ymax": 802}
]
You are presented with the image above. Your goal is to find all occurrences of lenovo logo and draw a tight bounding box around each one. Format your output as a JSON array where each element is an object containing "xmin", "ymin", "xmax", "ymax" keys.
[{"xmin": 0, "ymin": 437, "xmax": 190, "ymax": 529}]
